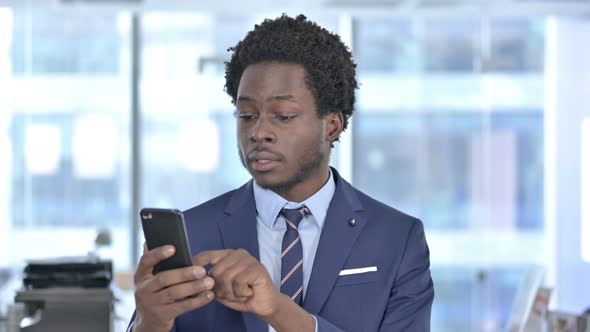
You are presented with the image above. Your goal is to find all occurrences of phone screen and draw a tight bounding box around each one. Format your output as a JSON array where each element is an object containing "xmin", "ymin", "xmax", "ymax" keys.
[{"xmin": 140, "ymin": 208, "xmax": 193, "ymax": 273}]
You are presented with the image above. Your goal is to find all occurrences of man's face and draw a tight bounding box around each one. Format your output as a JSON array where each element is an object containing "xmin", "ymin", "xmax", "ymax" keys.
[{"xmin": 236, "ymin": 62, "xmax": 335, "ymax": 199}]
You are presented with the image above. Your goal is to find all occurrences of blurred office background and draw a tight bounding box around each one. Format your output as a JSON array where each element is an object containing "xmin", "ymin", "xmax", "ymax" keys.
[{"xmin": 0, "ymin": 0, "xmax": 589, "ymax": 331}]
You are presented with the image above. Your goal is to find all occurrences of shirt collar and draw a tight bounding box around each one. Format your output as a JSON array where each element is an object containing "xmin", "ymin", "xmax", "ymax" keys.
[{"xmin": 253, "ymin": 168, "xmax": 335, "ymax": 229}]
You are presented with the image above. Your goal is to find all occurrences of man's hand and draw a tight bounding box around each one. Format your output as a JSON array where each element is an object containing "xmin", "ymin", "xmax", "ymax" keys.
[
  {"xmin": 194, "ymin": 249, "xmax": 316, "ymax": 332},
  {"xmin": 193, "ymin": 249, "xmax": 280, "ymax": 318},
  {"xmin": 133, "ymin": 245, "xmax": 215, "ymax": 332}
]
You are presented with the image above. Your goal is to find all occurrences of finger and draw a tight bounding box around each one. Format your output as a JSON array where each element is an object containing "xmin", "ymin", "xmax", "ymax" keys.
[
  {"xmin": 211, "ymin": 253, "xmax": 258, "ymax": 301},
  {"xmin": 215, "ymin": 297, "xmax": 249, "ymax": 313},
  {"xmin": 208, "ymin": 250, "xmax": 249, "ymax": 278},
  {"xmin": 143, "ymin": 242, "xmax": 148, "ymax": 254},
  {"xmin": 212, "ymin": 267, "xmax": 249, "ymax": 301},
  {"xmin": 154, "ymin": 277, "xmax": 215, "ymax": 304},
  {"xmin": 231, "ymin": 265, "xmax": 257, "ymax": 298},
  {"xmin": 168, "ymin": 290, "xmax": 215, "ymax": 317},
  {"xmin": 142, "ymin": 265, "xmax": 207, "ymax": 294},
  {"xmin": 134, "ymin": 245, "xmax": 175, "ymax": 284},
  {"xmin": 193, "ymin": 249, "xmax": 233, "ymax": 267}
]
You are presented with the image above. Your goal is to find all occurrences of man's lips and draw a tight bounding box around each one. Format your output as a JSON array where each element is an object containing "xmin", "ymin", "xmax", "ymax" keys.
[
  {"xmin": 248, "ymin": 151, "xmax": 281, "ymax": 172},
  {"xmin": 251, "ymin": 159, "xmax": 277, "ymax": 172}
]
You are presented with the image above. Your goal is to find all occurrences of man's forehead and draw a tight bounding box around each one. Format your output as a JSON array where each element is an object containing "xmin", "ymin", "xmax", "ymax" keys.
[
  {"xmin": 241, "ymin": 62, "xmax": 307, "ymax": 78},
  {"xmin": 237, "ymin": 63, "xmax": 309, "ymax": 97}
]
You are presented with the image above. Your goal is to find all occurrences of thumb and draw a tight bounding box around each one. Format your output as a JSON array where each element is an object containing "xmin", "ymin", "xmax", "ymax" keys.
[{"xmin": 193, "ymin": 249, "xmax": 232, "ymax": 267}]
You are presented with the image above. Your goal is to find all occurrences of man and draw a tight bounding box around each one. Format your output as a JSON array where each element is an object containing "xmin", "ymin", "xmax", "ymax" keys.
[{"xmin": 129, "ymin": 14, "xmax": 434, "ymax": 332}]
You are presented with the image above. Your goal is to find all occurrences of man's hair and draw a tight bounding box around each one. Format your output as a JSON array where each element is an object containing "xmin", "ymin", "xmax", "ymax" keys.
[{"xmin": 224, "ymin": 14, "xmax": 358, "ymax": 140}]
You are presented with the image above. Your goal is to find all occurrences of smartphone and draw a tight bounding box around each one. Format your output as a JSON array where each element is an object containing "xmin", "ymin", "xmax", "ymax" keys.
[{"xmin": 140, "ymin": 208, "xmax": 193, "ymax": 274}]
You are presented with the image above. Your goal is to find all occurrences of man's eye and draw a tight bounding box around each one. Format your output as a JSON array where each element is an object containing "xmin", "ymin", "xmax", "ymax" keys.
[
  {"xmin": 276, "ymin": 115, "xmax": 296, "ymax": 122},
  {"xmin": 238, "ymin": 114, "xmax": 255, "ymax": 121}
]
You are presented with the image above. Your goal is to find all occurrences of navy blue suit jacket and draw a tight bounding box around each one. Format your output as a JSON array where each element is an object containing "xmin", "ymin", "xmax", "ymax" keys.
[{"xmin": 134, "ymin": 168, "xmax": 434, "ymax": 331}]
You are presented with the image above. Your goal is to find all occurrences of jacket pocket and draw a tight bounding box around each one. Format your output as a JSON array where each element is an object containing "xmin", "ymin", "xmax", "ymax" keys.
[{"xmin": 334, "ymin": 270, "xmax": 379, "ymax": 286}]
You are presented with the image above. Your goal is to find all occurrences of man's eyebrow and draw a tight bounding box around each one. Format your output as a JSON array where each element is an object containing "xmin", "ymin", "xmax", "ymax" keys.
[
  {"xmin": 237, "ymin": 96, "xmax": 256, "ymax": 103},
  {"xmin": 267, "ymin": 95, "xmax": 296, "ymax": 102},
  {"xmin": 237, "ymin": 95, "xmax": 298, "ymax": 104}
]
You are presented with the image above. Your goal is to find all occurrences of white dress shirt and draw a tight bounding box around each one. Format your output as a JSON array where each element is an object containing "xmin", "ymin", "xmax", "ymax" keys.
[{"xmin": 254, "ymin": 169, "xmax": 335, "ymax": 332}]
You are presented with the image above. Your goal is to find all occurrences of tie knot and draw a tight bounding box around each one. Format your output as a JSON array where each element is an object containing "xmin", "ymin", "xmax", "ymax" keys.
[{"xmin": 280, "ymin": 206, "xmax": 310, "ymax": 229}]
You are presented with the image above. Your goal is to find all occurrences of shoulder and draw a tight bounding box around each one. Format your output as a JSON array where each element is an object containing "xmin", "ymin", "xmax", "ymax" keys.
[
  {"xmin": 332, "ymin": 167, "xmax": 422, "ymax": 233},
  {"xmin": 352, "ymin": 186, "xmax": 424, "ymax": 235},
  {"xmin": 183, "ymin": 190, "xmax": 233, "ymax": 219},
  {"xmin": 180, "ymin": 182, "xmax": 251, "ymax": 251},
  {"xmin": 182, "ymin": 181, "xmax": 249, "ymax": 222}
]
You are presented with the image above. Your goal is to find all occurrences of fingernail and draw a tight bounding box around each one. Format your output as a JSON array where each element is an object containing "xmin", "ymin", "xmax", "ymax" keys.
[
  {"xmin": 206, "ymin": 291, "xmax": 214, "ymax": 300},
  {"xmin": 204, "ymin": 277, "xmax": 214, "ymax": 288},
  {"xmin": 164, "ymin": 246, "xmax": 175, "ymax": 255},
  {"xmin": 193, "ymin": 267, "xmax": 205, "ymax": 278}
]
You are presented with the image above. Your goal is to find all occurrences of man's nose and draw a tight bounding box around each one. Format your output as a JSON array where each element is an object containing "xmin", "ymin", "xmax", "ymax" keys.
[{"xmin": 250, "ymin": 118, "xmax": 275, "ymax": 143}]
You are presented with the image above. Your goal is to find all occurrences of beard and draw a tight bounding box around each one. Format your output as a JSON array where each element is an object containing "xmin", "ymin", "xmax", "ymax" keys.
[{"xmin": 237, "ymin": 143, "xmax": 325, "ymax": 195}]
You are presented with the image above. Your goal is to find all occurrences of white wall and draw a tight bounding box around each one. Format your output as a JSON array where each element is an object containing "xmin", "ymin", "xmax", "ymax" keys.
[{"xmin": 545, "ymin": 16, "xmax": 590, "ymax": 312}]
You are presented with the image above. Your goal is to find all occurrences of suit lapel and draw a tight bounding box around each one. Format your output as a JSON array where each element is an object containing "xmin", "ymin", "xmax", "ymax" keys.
[
  {"xmin": 218, "ymin": 181, "xmax": 266, "ymax": 332},
  {"xmin": 303, "ymin": 168, "xmax": 366, "ymax": 315},
  {"xmin": 219, "ymin": 181, "xmax": 260, "ymax": 260}
]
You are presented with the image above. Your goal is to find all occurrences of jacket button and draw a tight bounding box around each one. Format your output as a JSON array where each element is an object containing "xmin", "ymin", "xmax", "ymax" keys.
[{"xmin": 349, "ymin": 218, "xmax": 356, "ymax": 227}]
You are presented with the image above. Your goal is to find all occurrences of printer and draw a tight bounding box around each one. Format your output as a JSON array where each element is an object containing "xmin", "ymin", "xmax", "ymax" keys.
[{"xmin": 13, "ymin": 256, "xmax": 114, "ymax": 332}]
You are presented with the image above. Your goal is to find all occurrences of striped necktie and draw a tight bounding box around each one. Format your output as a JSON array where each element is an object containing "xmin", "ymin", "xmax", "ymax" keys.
[{"xmin": 279, "ymin": 206, "xmax": 310, "ymax": 306}]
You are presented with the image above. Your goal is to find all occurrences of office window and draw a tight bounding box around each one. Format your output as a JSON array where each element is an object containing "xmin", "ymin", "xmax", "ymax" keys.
[
  {"xmin": 424, "ymin": 20, "xmax": 480, "ymax": 72},
  {"xmin": 1, "ymin": 8, "xmax": 132, "ymax": 270},
  {"xmin": 10, "ymin": 113, "xmax": 123, "ymax": 227},
  {"xmin": 354, "ymin": 111, "xmax": 543, "ymax": 230},
  {"xmin": 489, "ymin": 19, "xmax": 545, "ymax": 72},
  {"xmin": 354, "ymin": 19, "xmax": 545, "ymax": 74},
  {"xmin": 11, "ymin": 9, "xmax": 120, "ymax": 74},
  {"xmin": 354, "ymin": 19, "xmax": 420, "ymax": 73}
]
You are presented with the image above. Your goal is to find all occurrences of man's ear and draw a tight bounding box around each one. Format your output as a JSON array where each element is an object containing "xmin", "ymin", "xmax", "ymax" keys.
[{"xmin": 325, "ymin": 112, "xmax": 344, "ymax": 143}]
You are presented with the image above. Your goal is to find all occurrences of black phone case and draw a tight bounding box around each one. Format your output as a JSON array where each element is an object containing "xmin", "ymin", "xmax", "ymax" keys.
[{"xmin": 140, "ymin": 208, "xmax": 193, "ymax": 274}]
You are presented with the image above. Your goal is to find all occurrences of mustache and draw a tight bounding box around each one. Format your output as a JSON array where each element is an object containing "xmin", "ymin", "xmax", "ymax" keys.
[
  {"xmin": 237, "ymin": 144, "xmax": 282, "ymax": 165},
  {"xmin": 246, "ymin": 147, "xmax": 282, "ymax": 159}
]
